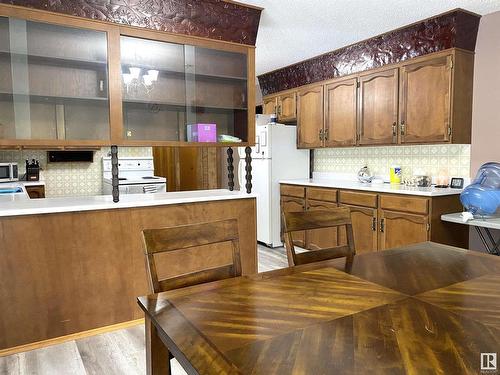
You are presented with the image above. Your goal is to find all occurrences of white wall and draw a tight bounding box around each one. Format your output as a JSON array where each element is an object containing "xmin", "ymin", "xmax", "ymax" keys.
[{"xmin": 469, "ymin": 11, "xmax": 500, "ymax": 252}]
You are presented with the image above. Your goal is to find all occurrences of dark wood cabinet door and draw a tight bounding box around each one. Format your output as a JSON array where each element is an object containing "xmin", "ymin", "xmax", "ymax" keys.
[
  {"xmin": 400, "ymin": 55, "xmax": 453, "ymax": 143},
  {"xmin": 278, "ymin": 92, "xmax": 296, "ymax": 122},
  {"xmin": 378, "ymin": 210, "xmax": 429, "ymax": 251},
  {"xmin": 305, "ymin": 199, "xmax": 338, "ymax": 250},
  {"xmin": 338, "ymin": 204, "xmax": 378, "ymax": 253},
  {"xmin": 297, "ymin": 85, "xmax": 324, "ymax": 148},
  {"xmin": 281, "ymin": 196, "xmax": 306, "ymax": 248},
  {"xmin": 358, "ymin": 68, "xmax": 398, "ymax": 145},
  {"xmin": 324, "ymin": 78, "xmax": 357, "ymax": 147},
  {"xmin": 263, "ymin": 96, "xmax": 277, "ymax": 115}
]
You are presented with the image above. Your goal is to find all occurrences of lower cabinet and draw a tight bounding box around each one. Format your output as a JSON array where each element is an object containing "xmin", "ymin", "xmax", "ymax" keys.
[
  {"xmin": 339, "ymin": 204, "xmax": 378, "ymax": 254},
  {"xmin": 280, "ymin": 195, "xmax": 306, "ymax": 247},
  {"xmin": 280, "ymin": 184, "xmax": 466, "ymax": 253},
  {"xmin": 378, "ymin": 210, "xmax": 429, "ymax": 251},
  {"xmin": 306, "ymin": 199, "xmax": 338, "ymax": 250}
]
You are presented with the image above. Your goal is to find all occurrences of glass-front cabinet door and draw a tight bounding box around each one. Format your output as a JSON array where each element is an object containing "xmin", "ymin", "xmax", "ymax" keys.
[
  {"xmin": 120, "ymin": 35, "xmax": 248, "ymax": 143},
  {"xmin": 0, "ymin": 16, "xmax": 110, "ymax": 142}
]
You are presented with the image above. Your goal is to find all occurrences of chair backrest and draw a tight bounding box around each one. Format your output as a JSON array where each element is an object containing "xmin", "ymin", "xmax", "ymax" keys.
[
  {"xmin": 142, "ymin": 219, "xmax": 242, "ymax": 293},
  {"xmin": 283, "ymin": 207, "xmax": 355, "ymax": 267}
]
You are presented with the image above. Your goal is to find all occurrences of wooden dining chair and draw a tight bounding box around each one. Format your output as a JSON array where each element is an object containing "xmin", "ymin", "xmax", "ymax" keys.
[
  {"xmin": 142, "ymin": 218, "xmax": 242, "ymax": 294},
  {"xmin": 282, "ymin": 207, "xmax": 356, "ymax": 267}
]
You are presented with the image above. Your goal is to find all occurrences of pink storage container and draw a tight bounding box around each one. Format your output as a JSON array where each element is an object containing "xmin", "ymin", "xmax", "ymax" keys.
[{"xmin": 186, "ymin": 124, "xmax": 217, "ymax": 142}]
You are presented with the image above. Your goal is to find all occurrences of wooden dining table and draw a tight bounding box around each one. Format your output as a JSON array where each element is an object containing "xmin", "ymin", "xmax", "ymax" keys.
[{"xmin": 137, "ymin": 241, "xmax": 500, "ymax": 375}]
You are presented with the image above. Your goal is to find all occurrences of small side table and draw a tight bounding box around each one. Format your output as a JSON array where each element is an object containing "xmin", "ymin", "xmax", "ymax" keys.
[{"xmin": 441, "ymin": 213, "xmax": 500, "ymax": 255}]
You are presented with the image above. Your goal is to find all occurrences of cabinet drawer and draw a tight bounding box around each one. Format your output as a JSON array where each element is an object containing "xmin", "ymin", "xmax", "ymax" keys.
[
  {"xmin": 339, "ymin": 190, "xmax": 377, "ymax": 208},
  {"xmin": 280, "ymin": 184, "xmax": 305, "ymax": 198},
  {"xmin": 306, "ymin": 187, "xmax": 337, "ymax": 202},
  {"xmin": 379, "ymin": 195, "xmax": 429, "ymax": 215},
  {"xmin": 306, "ymin": 199, "xmax": 338, "ymax": 210}
]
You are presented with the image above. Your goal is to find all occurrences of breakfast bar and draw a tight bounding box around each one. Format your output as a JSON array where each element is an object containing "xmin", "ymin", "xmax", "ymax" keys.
[{"xmin": 0, "ymin": 190, "xmax": 257, "ymax": 354}]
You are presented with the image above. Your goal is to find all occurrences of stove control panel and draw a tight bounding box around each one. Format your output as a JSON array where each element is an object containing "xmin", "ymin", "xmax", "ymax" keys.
[{"xmin": 102, "ymin": 157, "xmax": 154, "ymax": 172}]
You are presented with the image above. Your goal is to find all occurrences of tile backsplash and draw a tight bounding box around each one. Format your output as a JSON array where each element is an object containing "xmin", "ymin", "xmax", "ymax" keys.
[
  {"xmin": 314, "ymin": 144, "xmax": 471, "ymax": 180},
  {"xmin": 0, "ymin": 147, "xmax": 152, "ymax": 197}
]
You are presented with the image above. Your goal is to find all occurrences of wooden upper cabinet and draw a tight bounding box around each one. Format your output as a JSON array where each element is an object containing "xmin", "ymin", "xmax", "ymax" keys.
[
  {"xmin": 263, "ymin": 96, "xmax": 277, "ymax": 115},
  {"xmin": 0, "ymin": 6, "xmax": 255, "ymax": 148},
  {"xmin": 120, "ymin": 35, "xmax": 250, "ymax": 144},
  {"xmin": 277, "ymin": 92, "xmax": 296, "ymax": 123},
  {"xmin": 324, "ymin": 78, "xmax": 357, "ymax": 147},
  {"xmin": 358, "ymin": 68, "xmax": 399, "ymax": 145},
  {"xmin": 297, "ymin": 85, "xmax": 324, "ymax": 148},
  {"xmin": 0, "ymin": 15, "xmax": 111, "ymax": 145},
  {"xmin": 399, "ymin": 54, "xmax": 453, "ymax": 144}
]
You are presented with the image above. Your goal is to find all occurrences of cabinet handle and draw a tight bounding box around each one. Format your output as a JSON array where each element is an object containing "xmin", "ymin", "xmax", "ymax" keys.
[
  {"xmin": 380, "ymin": 218, "xmax": 385, "ymax": 233},
  {"xmin": 324, "ymin": 128, "xmax": 329, "ymax": 141},
  {"xmin": 372, "ymin": 217, "xmax": 377, "ymax": 231},
  {"xmin": 392, "ymin": 122, "xmax": 397, "ymax": 137},
  {"xmin": 400, "ymin": 121, "xmax": 406, "ymax": 136},
  {"xmin": 277, "ymin": 104, "xmax": 281, "ymax": 116},
  {"xmin": 319, "ymin": 129, "xmax": 324, "ymax": 141}
]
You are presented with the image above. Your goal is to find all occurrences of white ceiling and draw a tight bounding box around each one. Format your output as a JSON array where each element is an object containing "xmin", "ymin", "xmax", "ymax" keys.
[{"xmin": 245, "ymin": 0, "xmax": 500, "ymax": 76}]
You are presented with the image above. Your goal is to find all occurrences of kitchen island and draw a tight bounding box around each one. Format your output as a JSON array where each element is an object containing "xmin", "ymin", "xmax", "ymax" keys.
[{"xmin": 0, "ymin": 190, "xmax": 257, "ymax": 354}]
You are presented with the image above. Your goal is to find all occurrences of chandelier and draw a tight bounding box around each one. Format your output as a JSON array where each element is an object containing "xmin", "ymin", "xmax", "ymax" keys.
[{"xmin": 122, "ymin": 67, "xmax": 159, "ymax": 94}]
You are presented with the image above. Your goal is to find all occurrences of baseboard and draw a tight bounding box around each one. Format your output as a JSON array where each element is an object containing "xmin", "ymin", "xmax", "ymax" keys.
[{"xmin": 0, "ymin": 318, "xmax": 144, "ymax": 357}]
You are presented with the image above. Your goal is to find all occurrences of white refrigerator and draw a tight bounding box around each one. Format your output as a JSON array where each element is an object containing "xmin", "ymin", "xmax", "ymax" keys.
[{"xmin": 239, "ymin": 117, "xmax": 309, "ymax": 247}]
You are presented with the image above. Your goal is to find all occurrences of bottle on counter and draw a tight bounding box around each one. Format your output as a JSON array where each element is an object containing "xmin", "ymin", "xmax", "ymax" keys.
[{"xmin": 390, "ymin": 165, "xmax": 402, "ymax": 184}]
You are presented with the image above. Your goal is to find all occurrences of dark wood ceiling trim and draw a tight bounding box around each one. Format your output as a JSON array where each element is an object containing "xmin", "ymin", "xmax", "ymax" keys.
[
  {"xmin": 258, "ymin": 9, "xmax": 480, "ymax": 96},
  {"xmin": 0, "ymin": 0, "xmax": 262, "ymax": 46}
]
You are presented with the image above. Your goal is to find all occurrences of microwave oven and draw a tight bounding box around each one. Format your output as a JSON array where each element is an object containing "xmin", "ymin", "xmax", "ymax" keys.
[{"xmin": 0, "ymin": 163, "xmax": 19, "ymax": 182}]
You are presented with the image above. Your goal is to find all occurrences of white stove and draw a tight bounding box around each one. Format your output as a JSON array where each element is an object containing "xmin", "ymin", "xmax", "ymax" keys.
[{"xmin": 102, "ymin": 157, "xmax": 167, "ymax": 195}]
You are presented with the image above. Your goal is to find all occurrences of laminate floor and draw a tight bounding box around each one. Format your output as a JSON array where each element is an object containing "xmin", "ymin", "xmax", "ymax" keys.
[{"xmin": 0, "ymin": 245, "xmax": 288, "ymax": 375}]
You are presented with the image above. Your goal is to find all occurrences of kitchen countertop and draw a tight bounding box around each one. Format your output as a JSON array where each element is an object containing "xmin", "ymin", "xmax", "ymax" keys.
[
  {"xmin": 0, "ymin": 189, "xmax": 256, "ymax": 217},
  {"xmin": 280, "ymin": 178, "xmax": 463, "ymax": 197},
  {"xmin": 19, "ymin": 180, "xmax": 46, "ymax": 186}
]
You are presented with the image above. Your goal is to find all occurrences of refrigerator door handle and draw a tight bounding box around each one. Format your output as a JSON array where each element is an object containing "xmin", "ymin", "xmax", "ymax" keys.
[{"xmin": 255, "ymin": 135, "xmax": 260, "ymax": 155}]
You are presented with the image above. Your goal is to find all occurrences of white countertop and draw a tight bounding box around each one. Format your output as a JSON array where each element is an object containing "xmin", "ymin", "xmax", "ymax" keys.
[
  {"xmin": 19, "ymin": 180, "xmax": 46, "ymax": 186},
  {"xmin": 0, "ymin": 189, "xmax": 255, "ymax": 217},
  {"xmin": 280, "ymin": 178, "xmax": 463, "ymax": 197},
  {"xmin": 441, "ymin": 213, "xmax": 500, "ymax": 230}
]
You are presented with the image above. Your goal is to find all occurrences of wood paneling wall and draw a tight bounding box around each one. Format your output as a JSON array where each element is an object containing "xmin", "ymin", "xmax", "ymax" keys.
[
  {"xmin": 153, "ymin": 147, "xmax": 227, "ymax": 191},
  {"xmin": 0, "ymin": 198, "xmax": 257, "ymax": 350}
]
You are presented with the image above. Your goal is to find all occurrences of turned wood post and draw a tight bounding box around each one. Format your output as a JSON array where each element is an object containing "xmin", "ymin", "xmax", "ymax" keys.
[
  {"xmin": 111, "ymin": 145, "xmax": 119, "ymax": 203},
  {"xmin": 227, "ymin": 147, "xmax": 234, "ymax": 191},
  {"xmin": 244, "ymin": 146, "xmax": 252, "ymax": 194}
]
